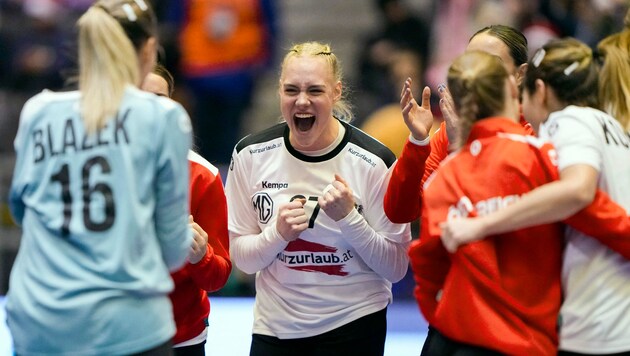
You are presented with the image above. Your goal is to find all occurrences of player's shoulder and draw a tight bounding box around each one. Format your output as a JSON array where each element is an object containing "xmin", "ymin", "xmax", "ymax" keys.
[
  {"xmin": 188, "ymin": 150, "xmax": 220, "ymax": 177},
  {"xmin": 346, "ymin": 122, "xmax": 396, "ymax": 168},
  {"xmin": 549, "ymin": 105, "xmax": 607, "ymax": 125},
  {"xmin": 496, "ymin": 131, "xmax": 548, "ymax": 149},
  {"xmin": 125, "ymin": 86, "xmax": 191, "ymax": 132},
  {"xmin": 235, "ymin": 121, "xmax": 286, "ymax": 154},
  {"xmin": 124, "ymin": 86, "xmax": 182, "ymax": 112},
  {"xmin": 21, "ymin": 90, "xmax": 80, "ymax": 121}
]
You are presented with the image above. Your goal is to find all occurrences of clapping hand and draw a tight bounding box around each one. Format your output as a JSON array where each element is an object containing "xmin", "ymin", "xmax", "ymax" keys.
[
  {"xmin": 400, "ymin": 77, "xmax": 433, "ymax": 141},
  {"xmin": 437, "ymin": 83, "xmax": 460, "ymax": 150}
]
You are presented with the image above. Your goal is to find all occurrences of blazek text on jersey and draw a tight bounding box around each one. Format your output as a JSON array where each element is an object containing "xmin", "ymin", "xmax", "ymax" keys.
[{"xmin": 32, "ymin": 109, "xmax": 131, "ymax": 164}]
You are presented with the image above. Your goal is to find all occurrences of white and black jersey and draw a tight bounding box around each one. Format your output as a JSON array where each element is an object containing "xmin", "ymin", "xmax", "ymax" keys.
[
  {"xmin": 225, "ymin": 119, "xmax": 411, "ymax": 339},
  {"xmin": 541, "ymin": 106, "xmax": 630, "ymax": 353}
]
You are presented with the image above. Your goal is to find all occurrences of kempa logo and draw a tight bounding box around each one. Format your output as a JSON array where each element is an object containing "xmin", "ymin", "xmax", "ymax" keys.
[
  {"xmin": 262, "ymin": 181, "xmax": 288, "ymax": 189},
  {"xmin": 252, "ymin": 192, "xmax": 274, "ymax": 224}
]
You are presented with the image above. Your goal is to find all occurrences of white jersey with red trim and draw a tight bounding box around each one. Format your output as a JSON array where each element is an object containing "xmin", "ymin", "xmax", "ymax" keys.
[
  {"xmin": 541, "ymin": 105, "xmax": 630, "ymax": 353},
  {"xmin": 225, "ymin": 120, "xmax": 411, "ymax": 339}
]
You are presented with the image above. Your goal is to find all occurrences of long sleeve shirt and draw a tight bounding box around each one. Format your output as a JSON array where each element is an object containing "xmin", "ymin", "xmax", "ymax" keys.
[
  {"xmin": 170, "ymin": 151, "xmax": 232, "ymax": 345},
  {"xmin": 410, "ymin": 117, "xmax": 630, "ymax": 355}
]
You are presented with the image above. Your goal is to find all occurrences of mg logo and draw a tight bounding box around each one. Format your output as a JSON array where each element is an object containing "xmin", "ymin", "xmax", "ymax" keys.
[{"xmin": 252, "ymin": 192, "xmax": 274, "ymax": 224}]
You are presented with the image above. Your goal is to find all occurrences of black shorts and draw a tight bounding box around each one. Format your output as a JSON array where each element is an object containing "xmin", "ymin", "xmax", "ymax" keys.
[
  {"xmin": 250, "ymin": 307, "xmax": 387, "ymax": 356},
  {"xmin": 131, "ymin": 340, "xmax": 174, "ymax": 356},
  {"xmin": 420, "ymin": 326, "xmax": 503, "ymax": 356},
  {"xmin": 174, "ymin": 340, "xmax": 206, "ymax": 356},
  {"xmin": 559, "ymin": 350, "xmax": 630, "ymax": 356}
]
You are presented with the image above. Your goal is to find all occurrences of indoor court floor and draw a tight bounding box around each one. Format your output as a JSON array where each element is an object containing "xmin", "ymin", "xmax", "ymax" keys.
[{"xmin": 0, "ymin": 296, "xmax": 428, "ymax": 356}]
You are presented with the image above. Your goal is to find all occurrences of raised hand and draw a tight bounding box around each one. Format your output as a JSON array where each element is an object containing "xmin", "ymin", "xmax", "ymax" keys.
[
  {"xmin": 276, "ymin": 198, "xmax": 309, "ymax": 242},
  {"xmin": 400, "ymin": 77, "xmax": 433, "ymax": 141},
  {"xmin": 437, "ymin": 84, "xmax": 460, "ymax": 150},
  {"xmin": 188, "ymin": 215, "xmax": 209, "ymax": 264},
  {"xmin": 318, "ymin": 174, "xmax": 355, "ymax": 222}
]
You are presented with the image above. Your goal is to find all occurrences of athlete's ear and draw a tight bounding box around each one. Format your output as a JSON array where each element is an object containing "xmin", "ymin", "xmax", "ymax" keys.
[
  {"xmin": 534, "ymin": 78, "xmax": 547, "ymax": 105},
  {"xmin": 333, "ymin": 81, "xmax": 342, "ymax": 102},
  {"xmin": 508, "ymin": 75, "xmax": 519, "ymax": 100},
  {"xmin": 514, "ymin": 63, "xmax": 528, "ymax": 87},
  {"xmin": 138, "ymin": 37, "xmax": 157, "ymax": 84}
]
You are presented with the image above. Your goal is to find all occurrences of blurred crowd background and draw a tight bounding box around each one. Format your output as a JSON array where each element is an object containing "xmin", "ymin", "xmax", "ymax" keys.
[{"xmin": 1, "ymin": 0, "xmax": 628, "ymax": 297}]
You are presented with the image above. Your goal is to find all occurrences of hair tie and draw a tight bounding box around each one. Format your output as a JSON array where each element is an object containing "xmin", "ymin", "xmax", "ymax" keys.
[
  {"xmin": 532, "ymin": 48, "xmax": 546, "ymax": 68},
  {"xmin": 563, "ymin": 61, "xmax": 579, "ymax": 76},
  {"xmin": 133, "ymin": 0, "xmax": 148, "ymax": 11},
  {"xmin": 121, "ymin": 3, "xmax": 137, "ymax": 22}
]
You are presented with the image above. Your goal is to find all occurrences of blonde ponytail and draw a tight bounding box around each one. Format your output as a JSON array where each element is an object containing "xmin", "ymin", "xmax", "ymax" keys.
[
  {"xmin": 78, "ymin": 6, "xmax": 139, "ymax": 134},
  {"xmin": 598, "ymin": 9, "xmax": 630, "ymax": 130}
]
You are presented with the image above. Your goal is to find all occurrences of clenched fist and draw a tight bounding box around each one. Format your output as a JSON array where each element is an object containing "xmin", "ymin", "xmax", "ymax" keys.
[
  {"xmin": 276, "ymin": 198, "xmax": 309, "ymax": 242},
  {"xmin": 188, "ymin": 215, "xmax": 209, "ymax": 264},
  {"xmin": 318, "ymin": 174, "xmax": 355, "ymax": 222}
]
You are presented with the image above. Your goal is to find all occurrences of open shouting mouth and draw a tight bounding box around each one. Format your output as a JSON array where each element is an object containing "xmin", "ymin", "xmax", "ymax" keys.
[{"xmin": 294, "ymin": 113, "xmax": 315, "ymax": 132}]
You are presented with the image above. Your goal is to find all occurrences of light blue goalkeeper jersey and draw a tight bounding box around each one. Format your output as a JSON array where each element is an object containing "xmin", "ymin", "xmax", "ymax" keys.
[{"xmin": 7, "ymin": 86, "xmax": 193, "ymax": 355}]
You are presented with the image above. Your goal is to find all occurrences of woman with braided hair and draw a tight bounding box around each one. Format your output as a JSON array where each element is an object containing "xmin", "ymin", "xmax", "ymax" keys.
[
  {"xmin": 384, "ymin": 24, "xmax": 533, "ymax": 225},
  {"xmin": 439, "ymin": 38, "xmax": 630, "ymax": 355},
  {"xmin": 411, "ymin": 46, "xmax": 630, "ymax": 355},
  {"xmin": 7, "ymin": 0, "xmax": 193, "ymax": 354}
]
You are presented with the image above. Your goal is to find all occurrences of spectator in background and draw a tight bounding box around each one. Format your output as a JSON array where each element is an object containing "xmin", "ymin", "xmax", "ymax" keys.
[
  {"xmin": 4, "ymin": 0, "xmax": 67, "ymax": 94},
  {"xmin": 360, "ymin": 49, "xmax": 431, "ymax": 158},
  {"xmin": 164, "ymin": 0, "xmax": 278, "ymax": 166},
  {"xmin": 510, "ymin": 0, "xmax": 560, "ymax": 54},
  {"xmin": 356, "ymin": 0, "xmax": 432, "ymax": 123},
  {"xmin": 537, "ymin": 0, "xmax": 626, "ymax": 48},
  {"xmin": 142, "ymin": 64, "xmax": 232, "ymax": 356},
  {"xmin": 0, "ymin": 0, "xmax": 94, "ymax": 153}
]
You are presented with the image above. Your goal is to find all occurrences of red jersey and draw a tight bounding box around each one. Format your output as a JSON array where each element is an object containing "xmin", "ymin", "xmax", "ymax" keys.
[
  {"xmin": 170, "ymin": 151, "xmax": 232, "ymax": 344},
  {"xmin": 384, "ymin": 115, "xmax": 532, "ymax": 224},
  {"xmin": 410, "ymin": 118, "xmax": 630, "ymax": 355},
  {"xmin": 383, "ymin": 136, "xmax": 431, "ymax": 223}
]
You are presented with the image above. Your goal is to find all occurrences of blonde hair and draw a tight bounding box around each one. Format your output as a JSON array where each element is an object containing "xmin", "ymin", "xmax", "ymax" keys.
[
  {"xmin": 280, "ymin": 41, "xmax": 353, "ymax": 122},
  {"xmin": 524, "ymin": 38, "xmax": 599, "ymax": 110},
  {"xmin": 78, "ymin": 0, "xmax": 156, "ymax": 134},
  {"xmin": 447, "ymin": 51, "xmax": 509, "ymax": 147},
  {"xmin": 598, "ymin": 9, "xmax": 630, "ymax": 130}
]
